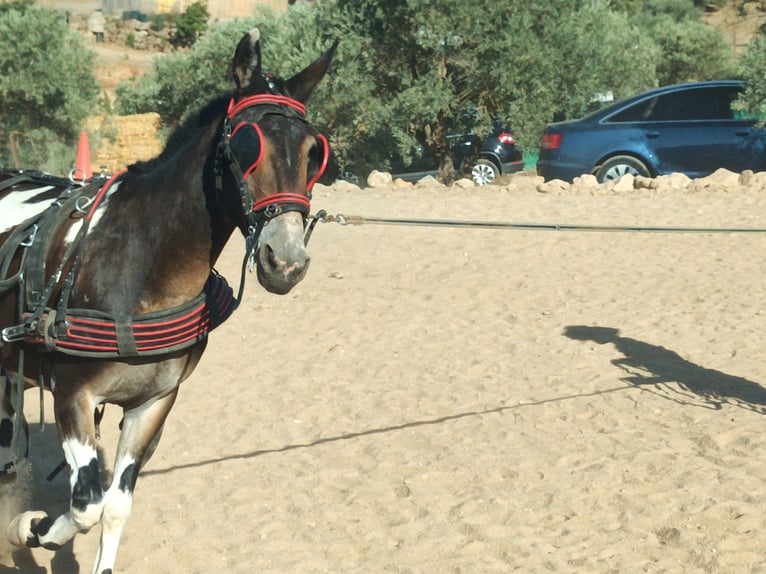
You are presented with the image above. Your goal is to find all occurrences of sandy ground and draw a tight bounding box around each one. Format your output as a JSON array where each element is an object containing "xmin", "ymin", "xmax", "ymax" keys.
[{"xmin": 0, "ymin": 177, "xmax": 765, "ymax": 573}]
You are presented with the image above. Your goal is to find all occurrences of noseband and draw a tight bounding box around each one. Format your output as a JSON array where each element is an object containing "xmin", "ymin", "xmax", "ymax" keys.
[{"xmin": 215, "ymin": 93, "xmax": 329, "ymax": 248}]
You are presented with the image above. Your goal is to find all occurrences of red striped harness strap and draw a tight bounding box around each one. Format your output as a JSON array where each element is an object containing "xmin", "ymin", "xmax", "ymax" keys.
[
  {"xmin": 0, "ymin": 171, "xmax": 239, "ymax": 358},
  {"xmin": 19, "ymin": 272, "xmax": 236, "ymax": 358}
]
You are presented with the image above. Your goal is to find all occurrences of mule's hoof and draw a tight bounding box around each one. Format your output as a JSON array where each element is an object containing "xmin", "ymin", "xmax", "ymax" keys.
[{"xmin": 7, "ymin": 510, "xmax": 48, "ymax": 547}]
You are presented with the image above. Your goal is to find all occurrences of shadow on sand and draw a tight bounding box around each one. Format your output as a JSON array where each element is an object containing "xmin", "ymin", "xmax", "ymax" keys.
[{"xmin": 564, "ymin": 325, "xmax": 766, "ymax": 414}]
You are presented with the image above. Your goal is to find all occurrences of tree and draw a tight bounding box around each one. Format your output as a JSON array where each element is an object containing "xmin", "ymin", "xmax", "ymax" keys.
[
  {"xmin": 0, "ymin": 1, "xmax": 100, "ymax": 171},
  {"xmin": 116, "ymin": 5, "xmax": 338, "ymax": 125},
  {"xmin": 734, "ymin": 34, "xmax": 766, "ymax": 120},
  {"xmin": 173, "ymin": 1, "xmax": 209, "ymax": 48},
  {"xmin": 499, "ymin": 3, "xmax": 658, "ymax": 142},
  {"xmin": 326, "ymin": 0, "xmax": 658, "ymax": 179},
  {"xmin": 113, "ymin": 0, "xmax": 759, "ymax": 184},
  {"xmin": 633, "ymin": 1, "xmax": 735, "ymax": 85}
]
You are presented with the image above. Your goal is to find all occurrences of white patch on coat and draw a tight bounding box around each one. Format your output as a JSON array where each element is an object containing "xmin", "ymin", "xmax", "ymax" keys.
[
  {"xmin": 87, "ymin": 179, "xmax": 122, "ymax": 233},
  {"xmin": 61, "ymin": 438, "xmax": 98, "ymax": 490},
  {"xmin": 0, "ymin": 186, "xmax": 56, "ymax": 234},
  {"xmin": 62, "ymin": 179, "xmax": 122, "ymax": 245}
]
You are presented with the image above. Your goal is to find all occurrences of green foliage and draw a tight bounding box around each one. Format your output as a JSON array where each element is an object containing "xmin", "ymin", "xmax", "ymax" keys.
[
  {"xmin": 0, "ymin": 2, "xmax": 100, "ymax": 170},
  {"xmin": 651, "ymin": 19, "xmax": 735, "ymax": 84},
  {"xmin": 112, "ymin": 0, "xmax": 761, "ymax": 183},
  {"xmin": 641, "ymin": 0, "xmax": 703, "ymax": 22},
  {"xmin": 509, "ymin": 4, "xmax": 658, "ymax": 139},
  {"xmin": 150, "ymin": 13, "xmax": 168, "ymax": 32},
  {"xmin": 173, "ymin": 1, "xmax": 209, "ymax": 48},
  {"xmin": 633, "ymin": 3, "xmax": 735, "ymax": 84},
  {"xmin": 734, "ymin": 35, "xmax": 766, "ymax": 121}
]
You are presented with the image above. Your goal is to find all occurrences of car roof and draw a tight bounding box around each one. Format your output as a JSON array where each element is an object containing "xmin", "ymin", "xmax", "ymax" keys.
[{"xmin": 578, "ymin": 80, "xmax": 745, "ymax": 123}]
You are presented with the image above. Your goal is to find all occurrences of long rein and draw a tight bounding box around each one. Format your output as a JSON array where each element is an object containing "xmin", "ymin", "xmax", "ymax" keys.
[{"xmin": 312, "ymin": 213, "xmax": 766, "ymax": 235}]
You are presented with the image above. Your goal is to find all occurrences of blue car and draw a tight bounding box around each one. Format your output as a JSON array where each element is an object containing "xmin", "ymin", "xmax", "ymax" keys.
[{"xmin": 537, "ymin": 80, "xmax": 766, "ymax": 183}]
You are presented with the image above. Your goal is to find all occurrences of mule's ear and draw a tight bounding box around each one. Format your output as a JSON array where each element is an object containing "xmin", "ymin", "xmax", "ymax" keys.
[
  {"xmin": 232, "ymin": 28, "xmax": 262, "ymax": 93},
  {"xmin": 283, "ymin": 39, "xmax": 339, "ymax": 103}
]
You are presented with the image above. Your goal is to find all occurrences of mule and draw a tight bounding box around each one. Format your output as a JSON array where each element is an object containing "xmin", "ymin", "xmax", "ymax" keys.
[{"xmin": 0, "ymin": 28, "xmax": 336, "ymax": 573}]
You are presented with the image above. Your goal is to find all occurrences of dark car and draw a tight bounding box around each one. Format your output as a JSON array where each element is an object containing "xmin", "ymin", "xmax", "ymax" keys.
[
  {"xmin": 537, "ymin": 80, "xmax": 766, "ymax": 183},
  {"xmin": 388, "ymin": 122, "xmax": 524, "ymax": 185}
]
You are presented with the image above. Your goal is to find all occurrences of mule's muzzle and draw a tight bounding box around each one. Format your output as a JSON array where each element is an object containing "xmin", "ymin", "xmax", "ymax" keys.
[
  {"xmin": 254, "ymin": 214, "xmax": 310, "ymax": 294},
  {"xmin": 255, "ymin": 244, "xmax": 310, "ymax": 294}
]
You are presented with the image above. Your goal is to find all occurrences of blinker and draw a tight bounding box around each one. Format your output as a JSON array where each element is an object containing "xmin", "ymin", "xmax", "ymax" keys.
[
  {"xmin": 227, "ymin": 107, "xmax": 330, "ymax": 191},
  {"xmin": 229, "ymin": 122, "xmax": 264, "ymax": 179}
]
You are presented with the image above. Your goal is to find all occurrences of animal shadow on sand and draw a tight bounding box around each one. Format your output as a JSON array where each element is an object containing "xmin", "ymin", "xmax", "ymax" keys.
[{"xmin": 564, "ymin": 325, "xmax": 766, "ymax": 414}]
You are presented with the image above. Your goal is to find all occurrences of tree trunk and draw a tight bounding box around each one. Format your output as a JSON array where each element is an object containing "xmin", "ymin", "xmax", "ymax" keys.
[{"xmin": 9, "ymin": 133, "xmax": 20, "ymax": 169}]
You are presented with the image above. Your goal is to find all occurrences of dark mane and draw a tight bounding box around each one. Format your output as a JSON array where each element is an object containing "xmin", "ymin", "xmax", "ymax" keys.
[{"xmin": 128, "ymin": 92, "xmax": 233, "ymax": 175}]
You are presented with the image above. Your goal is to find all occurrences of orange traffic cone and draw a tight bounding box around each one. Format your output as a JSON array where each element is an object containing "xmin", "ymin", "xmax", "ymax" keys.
[{"xmin": 74, "ymin": 131, "xmax": 92, "ymax": 180}]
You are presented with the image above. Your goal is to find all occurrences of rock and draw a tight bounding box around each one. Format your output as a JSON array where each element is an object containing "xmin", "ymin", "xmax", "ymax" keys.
[
  {"xmin": 536, "ymin": 179, "xmax": 570, "ymax": 193},
  {"xmin": 393, "ymin": 178, "xmax": 413, "ymax": 188},
  {"xmin": 573, "ymin": 174, "xmax": 599, "ymax": 188},
  {"xmin": 693, "ymin": 167, "xmax": 740, "ymax": 189},
  {"xmin": 666, "ymin": 172, "xmax": 692, "ymax": 190},
  {"xmin": 414, "ymin": 175, "xmax": 442, "ymax": 187},
  {"xmin": 634, "ymin": 175, "xmax": 659, "ymax": 189},
  {"xmin": 611, "ymin": 174, "xmax": 635, "ymax": 192},
  {"xmin": 452, "ymin": 178, "xmax": 475, "ymax": 189},
  {"xmin": 367, "ymin": 170, "xmax": 393, "ymax": 187},
  {"xmin": 739, "ymin": 170, "xmax": 754, "ymax": 186}
]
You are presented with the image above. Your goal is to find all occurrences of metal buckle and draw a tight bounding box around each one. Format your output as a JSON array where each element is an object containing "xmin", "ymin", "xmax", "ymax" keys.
[
  {"xmin": 20, "ymin": 224, "xmax": 38, "ymax": 247},
  {"xmin": 264, "ymin": 203, "xmax": 280, "ymax": 218}
]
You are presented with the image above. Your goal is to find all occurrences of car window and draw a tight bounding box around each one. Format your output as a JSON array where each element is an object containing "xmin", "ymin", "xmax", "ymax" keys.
[
  {"xmin": 606, "ymin": 99, "xmax": 653, "ymax": 122},
  {"xmin": 647, "ymin": 86, "xmax": 740, "ymax": 121},
  {"xmin": 604, "ymin": 85, "xmax": 743, "ymax": 123}
]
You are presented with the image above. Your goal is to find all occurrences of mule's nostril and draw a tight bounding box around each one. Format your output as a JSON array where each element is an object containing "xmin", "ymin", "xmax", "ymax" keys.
[{"xmin": 267, "ymin": 245, "xmax": 279, "ymax": 270}]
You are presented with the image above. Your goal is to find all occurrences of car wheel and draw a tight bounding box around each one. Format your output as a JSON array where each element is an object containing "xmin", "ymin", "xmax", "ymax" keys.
[
  {"xmin": 595, "ymin": 155, "xmax": 650, "ymax": 182},
  {"xmin": 471, "ymin": 159, "xmax": 499, "ymax": 186}
]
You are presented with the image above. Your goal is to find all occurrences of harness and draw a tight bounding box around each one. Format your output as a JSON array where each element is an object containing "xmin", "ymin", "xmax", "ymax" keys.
[{"xmin": 0, "ymin": 92, "xmax": 327, "ymax": 359}]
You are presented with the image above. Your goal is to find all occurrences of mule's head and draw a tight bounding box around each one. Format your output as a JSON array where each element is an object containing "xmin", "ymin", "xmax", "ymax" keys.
[{"xmin": 225, "ymin": 29, "xmax": 337, "ymax": 294}]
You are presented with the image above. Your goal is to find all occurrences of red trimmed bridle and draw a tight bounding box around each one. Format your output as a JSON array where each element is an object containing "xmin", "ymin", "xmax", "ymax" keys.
[{"xmin": 215, "ymin": 93, "xmax": 329, "ymax": 252}]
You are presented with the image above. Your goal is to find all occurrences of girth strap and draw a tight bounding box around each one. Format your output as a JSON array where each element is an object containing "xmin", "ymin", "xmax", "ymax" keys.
[{"xmin": 11, "ymin": 273, "xmax": 236, "ymax": 358}]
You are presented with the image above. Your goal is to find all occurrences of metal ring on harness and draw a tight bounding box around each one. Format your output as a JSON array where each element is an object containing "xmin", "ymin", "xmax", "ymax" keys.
[{"xmin": 68, "ymin": 168, "xmax": 87, "ymax": 186}]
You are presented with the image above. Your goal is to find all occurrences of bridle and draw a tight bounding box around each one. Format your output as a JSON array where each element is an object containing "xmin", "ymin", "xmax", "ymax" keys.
[{"xmin": 214, "ymin": 92, "xmax": 329, "ymax": 255}]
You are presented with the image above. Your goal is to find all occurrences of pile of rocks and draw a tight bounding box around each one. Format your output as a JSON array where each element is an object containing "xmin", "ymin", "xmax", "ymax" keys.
[
  {"xmin": 69, "ymin": 13, "xmax": 174, "ymax": 52},
  {"xmin": 341, "ymin": 167, "xmax": 766, "ymax": 195}
]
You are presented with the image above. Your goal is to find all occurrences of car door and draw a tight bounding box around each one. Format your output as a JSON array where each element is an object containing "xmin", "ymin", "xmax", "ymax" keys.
[
  {"xmin": 730, "ymin": 114, "xmax": 766, "ymax": 173},
  {"xmin": 636, "ymin": 86, "xmax": 739, "ymax": 178}
]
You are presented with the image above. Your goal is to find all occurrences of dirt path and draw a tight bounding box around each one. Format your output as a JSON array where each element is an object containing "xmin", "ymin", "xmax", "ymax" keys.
[{"xmin": 92, "ymin": 43, "xmax": 157, "ymax": 98}]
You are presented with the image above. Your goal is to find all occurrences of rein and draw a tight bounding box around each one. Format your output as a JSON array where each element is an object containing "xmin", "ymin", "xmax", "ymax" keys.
[{"xmin": 316, "ymin": 213, "xmax": 766, "ymax": 235}]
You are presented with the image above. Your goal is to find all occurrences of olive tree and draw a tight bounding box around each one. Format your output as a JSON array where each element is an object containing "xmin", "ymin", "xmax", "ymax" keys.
[
  {"xmin": 633, "ymin": 1, "xmax": 735, "ymax": 85},
  {"xmin": 0, "ymin": 0, "xmax": 100, "ymax": 171},
  {"xmin": 113, "ymin": 0, "xmax": 754, "ymax": 183},
  {"xmin": 734, "ymin": 34, "xmax": 766, "ymax": 120}
]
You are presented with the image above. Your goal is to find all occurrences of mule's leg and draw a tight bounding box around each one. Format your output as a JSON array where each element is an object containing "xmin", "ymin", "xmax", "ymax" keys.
[
  {"xmin": 8, "ymin": 391, "xmax": 102, "ymax": 549},
  {"xmin": 0, "ymin": 371, "xmax": 16, "ymax": 479},
  {"xmin": 92, "ymin": 388, "xmax": 178, "ymax": 574},
  {"xmin": 0, "ymin": 370, "xmax": 28, "ymax": 481}
]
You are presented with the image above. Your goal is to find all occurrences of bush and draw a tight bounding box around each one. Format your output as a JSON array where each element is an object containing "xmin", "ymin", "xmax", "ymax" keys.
[
  {"xmin": 173, "ymin": 1, "xmax": 209, "ymax": 48},
  {"xmin": 0, "ymin": 2, "xmax": 99, "ymax": 170}
]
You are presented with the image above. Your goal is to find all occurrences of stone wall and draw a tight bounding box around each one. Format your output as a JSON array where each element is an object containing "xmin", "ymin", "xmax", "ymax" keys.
[{"xmin": 86, "ymin": 113, "xmax": 164, "ymax": 173}]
